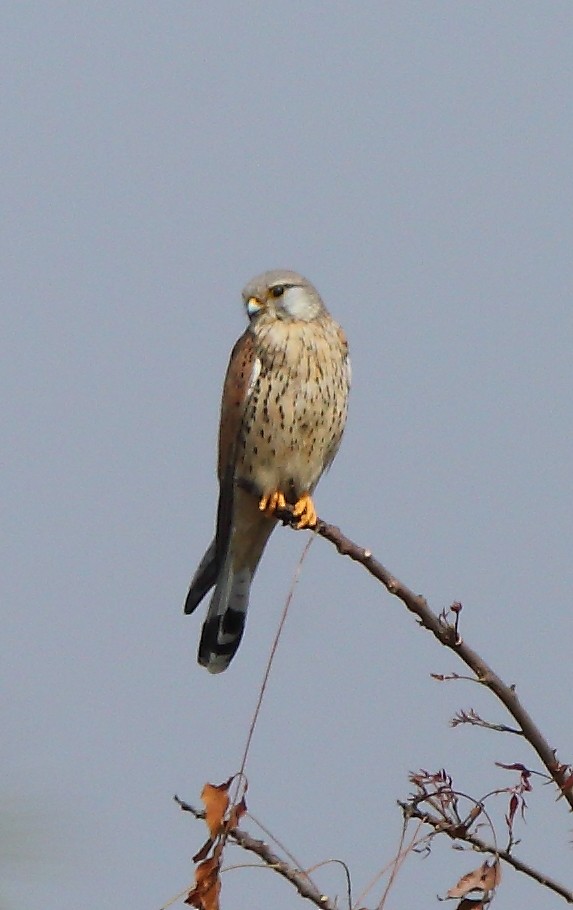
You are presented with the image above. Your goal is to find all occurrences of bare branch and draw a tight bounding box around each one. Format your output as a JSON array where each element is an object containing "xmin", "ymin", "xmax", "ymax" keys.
[
  {"xmin": 175, "ymin": 796, "xmax": 337, "ymax": 910},
  {"xmin": 399, "ymin": 801, "xmax": 573, "ymax": 904},
  {"xmin": 300, "ymin": 513, "xmax": 573, "ymax": 812},
  {"xmin": 178, "ymin": 501, "xmax": 573, "ymax": 907},
  {"xmin": 230, "ymin": 827, "xmax": 338, "ymax": 910}
]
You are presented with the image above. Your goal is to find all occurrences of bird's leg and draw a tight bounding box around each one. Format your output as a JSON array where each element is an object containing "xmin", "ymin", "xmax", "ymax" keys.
[
  {"xmin": 259, "ymin": 490, "xmax": 287, "ymax": 517},
  {"xmin": 291, "ymin": 493, "xmax": 318, "ymax": 530}
]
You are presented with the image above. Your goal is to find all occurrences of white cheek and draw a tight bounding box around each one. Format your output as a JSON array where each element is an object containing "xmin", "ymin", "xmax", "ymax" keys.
[{"xmin": 281, "ymin": 286, "xmax": 310, "ymax": 319}]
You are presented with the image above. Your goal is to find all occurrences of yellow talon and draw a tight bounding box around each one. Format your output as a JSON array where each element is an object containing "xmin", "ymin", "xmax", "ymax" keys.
[
  {"xmin": 258, "ymin": 490, "xmax": 317, "ymax": 529},
  {"xmin": 292, "ymin": 493, "xmax": 317, "ymax": 530},
  {"xmin": 259, "ymin": 490, "xmax": 287, "ymax": 516}
]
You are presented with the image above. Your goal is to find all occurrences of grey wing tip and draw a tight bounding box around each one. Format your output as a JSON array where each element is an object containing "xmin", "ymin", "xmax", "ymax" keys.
[
  {"xmin": 184, "ymin": 586, "xmax": 207, "ymax": 615},
  {"xmin": 183, "ymin": 540, "xmax": 218, "ymax": 615}
]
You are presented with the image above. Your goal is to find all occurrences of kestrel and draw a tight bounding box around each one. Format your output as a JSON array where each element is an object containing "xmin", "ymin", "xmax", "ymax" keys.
[{"xmin": 184, "ymin": 269, "xmax": 350, "ymax": 673}]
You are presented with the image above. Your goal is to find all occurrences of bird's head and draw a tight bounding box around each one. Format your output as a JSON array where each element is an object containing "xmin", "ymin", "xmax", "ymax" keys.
[{"xmin": 242, "ymin": 270, "xmax": 326, "ymax": 323}]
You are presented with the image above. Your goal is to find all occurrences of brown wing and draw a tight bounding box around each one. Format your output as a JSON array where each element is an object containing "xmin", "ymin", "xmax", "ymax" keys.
[
  {"xmin": 214, "ymin": 330, "xmax": 260, "ymax": 562},
  {"xmin": 183, "ymin": 332, "xmax": 259, "ymax": 616},
  {"xmin": 217, "ymin": 329, "xmax": 260, "ymax": 479}
]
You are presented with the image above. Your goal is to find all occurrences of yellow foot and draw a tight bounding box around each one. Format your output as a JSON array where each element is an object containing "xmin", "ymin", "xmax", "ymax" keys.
[
  {"xmin": 292, "ymin": 493, "xmax": 317, "ymax": 530},
  {"xmin": 259, "ymin": 490, "xmax": 287, "ymax": 517}
]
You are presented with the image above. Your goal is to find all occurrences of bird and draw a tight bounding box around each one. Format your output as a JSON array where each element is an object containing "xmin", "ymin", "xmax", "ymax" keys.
[{"xmin": 184, "ymin": 269, "xmax": 351, "ymax": 673}]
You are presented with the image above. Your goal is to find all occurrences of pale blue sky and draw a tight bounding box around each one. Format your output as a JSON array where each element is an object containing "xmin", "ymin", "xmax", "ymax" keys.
[{"xmin": 2, "ymin": 4, "xmax": 572, "ymax": 908}]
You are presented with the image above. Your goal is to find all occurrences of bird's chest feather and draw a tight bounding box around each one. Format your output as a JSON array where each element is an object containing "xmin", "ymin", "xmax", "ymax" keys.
[{"xmin": 236, "ymin": 321, "xmax": 347, "ymax": 497}]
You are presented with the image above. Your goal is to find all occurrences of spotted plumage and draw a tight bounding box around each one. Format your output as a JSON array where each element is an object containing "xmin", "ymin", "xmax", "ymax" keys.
[{"xmin": 184, "ymin": 269, "xmax": 350, "ymax": 673}]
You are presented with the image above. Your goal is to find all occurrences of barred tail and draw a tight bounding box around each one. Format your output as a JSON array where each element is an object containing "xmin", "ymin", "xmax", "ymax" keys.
[{"xmin": 197, "ymin": 558, "xmax": 252, "ymax": 674}]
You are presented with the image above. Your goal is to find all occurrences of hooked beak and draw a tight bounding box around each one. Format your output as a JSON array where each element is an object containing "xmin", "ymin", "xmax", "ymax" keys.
[{"xmin": 247, "ymin": 296, "xmax": 263, "ymax": 318}]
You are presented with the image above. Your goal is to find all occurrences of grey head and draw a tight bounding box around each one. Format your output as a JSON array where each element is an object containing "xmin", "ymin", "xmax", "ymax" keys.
[{"xmin": 242, "ymin": 269, "xmax": 327, "ymax": 323}]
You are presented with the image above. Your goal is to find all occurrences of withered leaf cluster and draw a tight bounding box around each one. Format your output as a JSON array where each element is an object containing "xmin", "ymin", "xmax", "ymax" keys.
[{"xmin": 185, "ymin": 777, "xmax": 247, "ymax": 910}]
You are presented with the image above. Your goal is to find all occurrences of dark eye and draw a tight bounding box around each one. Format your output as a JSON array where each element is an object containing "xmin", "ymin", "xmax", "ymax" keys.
[{"xmin": 271, "ymin": 285, "xmax": 285, "ymax": 298}]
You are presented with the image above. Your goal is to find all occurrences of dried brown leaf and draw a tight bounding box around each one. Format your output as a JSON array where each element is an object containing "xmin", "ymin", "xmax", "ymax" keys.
[
  {"xmin": 506, "ymin": 792, "xmax": 519, "ymax": 827},
  {"xmin": 496, "ymin": 761, "xmax": 528, "ymax": 773},
  {"xmin": 185, "ymin": 856, "xmax": 221, "ymax": 910},
  {"xmin": 480, "ymin": 860, "xmax": 501, "ymax": 891},
  {"xmin": 229, "ymin": 794, "xmax": 248, "ymax": 829},
  {"xmin": 192, "ymin": 837, "xmax": 214, "ymax": 864},
  {"xmin": 447, "ymin": 861, "xmax": 501, "ymax": 898},
  {"xmin": 466, "ymin": 804, "xmax": 482, "ymax": 825},
  {"xmin": 201, "ymin": 779, "xmax": 232, "ymax": 837}
]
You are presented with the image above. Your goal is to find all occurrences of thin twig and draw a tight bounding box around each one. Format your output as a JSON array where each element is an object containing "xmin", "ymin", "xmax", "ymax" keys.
[
  {"xmin": 238, "ymin": 536, "xmax": 314, "ymax": 780},
  {"xmin": 451, "ymin": 708, "xmax": 524, "ymax": 736},
  {"xmin": 375, "ymin": 816, "xmax": 425, "ymax": 910},
  {"xmin": 352, "ymin": 815, "xmax": 427, "ymax": 910},
  {"xmin": 229, "ymin": 827, "xmax": 337, "ymax": 910},
  {"xmin": 178, "ymin": 503, "xmax": 573, "ymax": 907},
  {"xmin": 280, "ymin": 511, "xmax": 573, "ymax": 812},
  {"xmin": 399, "ymin": 801, "xmax": 573, "ymax": 904},
  {"xmin": 247, "ymin": 811, "xmax": 316, "ymax": 894},
  {"xmin": 174, "ymin": 795, "xmax": 337, "ymax": 910}
]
